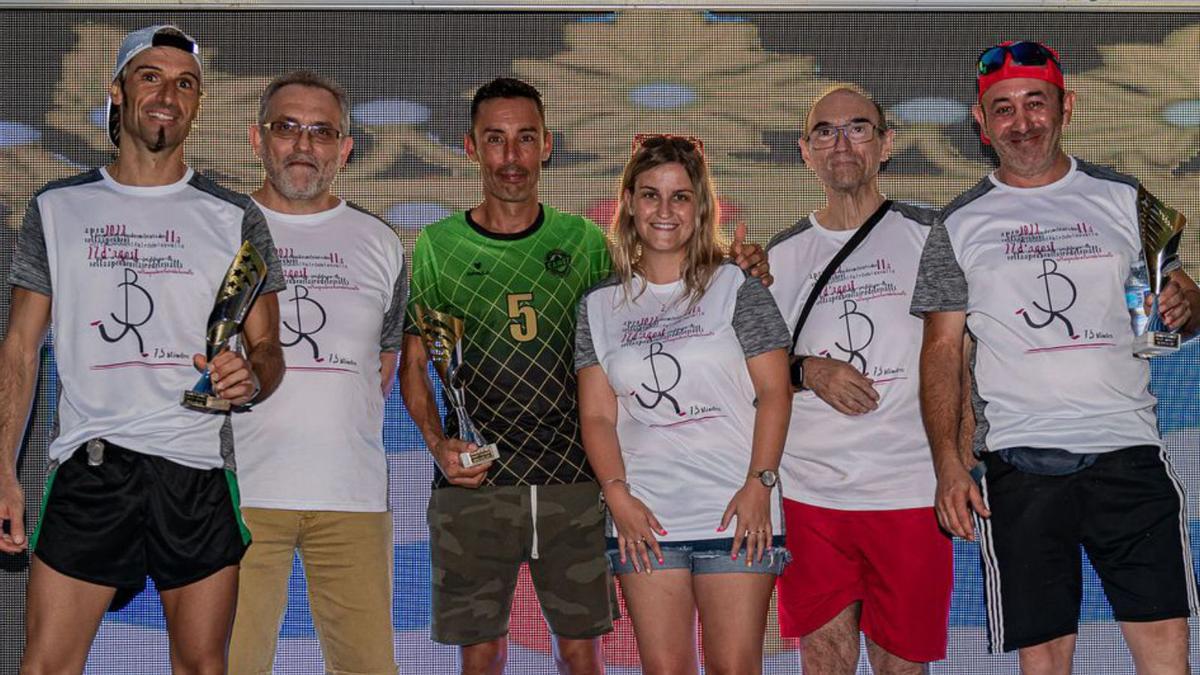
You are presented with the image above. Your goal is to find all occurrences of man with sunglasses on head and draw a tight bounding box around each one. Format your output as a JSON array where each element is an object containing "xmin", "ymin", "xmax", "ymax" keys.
[
  {"xmin": 0, "ymin": 25, "xmax": 285, "ymax": 673},
  {"xmin": 912, "ymin": 40, "xmax": 1200, "ymax": 674},
  {"xmin": 226, "ymin": 70, "xmax": 406, "ymax": 675},
  {"xmin": 767, "ymin": 86, "xmax": 951, "ymax": 674},
  {"xmin": 399, "ymin": 77, "xmax": 769, "ymax": 675}
]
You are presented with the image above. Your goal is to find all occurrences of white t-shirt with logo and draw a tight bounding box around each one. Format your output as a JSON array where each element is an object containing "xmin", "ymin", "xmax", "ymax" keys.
[
  {"xmin": 575, "ymin": 263, "xmax": 791, "ymax": 542},
  {"xmin": 9, "ymin": 167, "xmax": 284, "ymax": 470},
  {"xmin": 911, "ymin": 157, "xmax": 1162, "ymax": 455},
  {"xmin": 233, "ymin": 199, "xmax": 407, "ymax": 512},
  {"xmin": 768, "ymin": 203, "xmax": 937, "ymax": 510}
]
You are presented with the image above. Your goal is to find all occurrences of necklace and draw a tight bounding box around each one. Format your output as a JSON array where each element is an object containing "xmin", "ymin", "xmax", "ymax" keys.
[{"xmin": 642, "ymin": 278, "xmax": 682, "ymax": 314}]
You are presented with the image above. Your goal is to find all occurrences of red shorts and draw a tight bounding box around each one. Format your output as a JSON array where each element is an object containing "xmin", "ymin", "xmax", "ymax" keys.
[{"xmin": 776, "ymin": 499, "xmax": 952, "ymax": 663}]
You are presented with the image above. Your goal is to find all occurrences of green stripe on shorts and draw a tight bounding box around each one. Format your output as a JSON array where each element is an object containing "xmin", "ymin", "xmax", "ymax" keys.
[
  {"xmin": 224, "ymin": 469, "xmax": 252, "ymax": 546},
  {"xmin": 28, "ymin": 464, "xmax": 59, "ymax": 552}
]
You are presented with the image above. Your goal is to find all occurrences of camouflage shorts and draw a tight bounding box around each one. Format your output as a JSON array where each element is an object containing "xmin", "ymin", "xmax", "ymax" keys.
[{"xmin": 427, "ymin": 482, "xmax": 617, "ymax": 645}]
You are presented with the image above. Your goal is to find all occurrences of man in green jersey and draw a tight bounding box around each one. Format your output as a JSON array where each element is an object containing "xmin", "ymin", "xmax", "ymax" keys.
[{"xmin": 400, "ymin": 77, "xmax": 767, "ymax": 675}]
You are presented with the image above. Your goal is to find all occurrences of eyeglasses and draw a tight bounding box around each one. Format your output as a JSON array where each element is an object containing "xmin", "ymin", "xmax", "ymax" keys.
[
  {"xmin": 631, "ymin": 133, "xmax": 705, "ymax": 157},
  {"xmin": 977, "ymin": 41, "xmax": 1061, "ymax": 76},
  {"xmin": 804, "ymin": 122, "xmax": 882, "ymax": 150},
  {"xmin": 261, "ymin": 120, "xmax": 344, "ymax": 144}
]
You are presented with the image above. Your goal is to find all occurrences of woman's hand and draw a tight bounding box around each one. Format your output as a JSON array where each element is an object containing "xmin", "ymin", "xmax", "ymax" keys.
[
  {"xmin": 604, "ymin": 483, "xmax": 666, "ymax": 574},
  {"xmin": 719, "ymin": 481, "xmax": 772, "ymax": 564}
]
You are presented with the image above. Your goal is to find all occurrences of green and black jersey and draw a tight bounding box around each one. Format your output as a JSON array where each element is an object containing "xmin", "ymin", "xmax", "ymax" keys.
[{"xmin": 405, "ymin": 205, "xmax": 611, "ymax": 488}]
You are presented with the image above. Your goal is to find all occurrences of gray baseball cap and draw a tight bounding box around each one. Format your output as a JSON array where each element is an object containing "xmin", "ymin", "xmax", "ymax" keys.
[{"xmin": 107, "ymin": 24, "xmax": 202, "ymax": 146}]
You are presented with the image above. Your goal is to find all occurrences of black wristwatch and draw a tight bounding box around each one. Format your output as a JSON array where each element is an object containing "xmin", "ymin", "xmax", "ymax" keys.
[{"xmin": 789, "ymin": 356, "xmax": 809, "ymax": 390}]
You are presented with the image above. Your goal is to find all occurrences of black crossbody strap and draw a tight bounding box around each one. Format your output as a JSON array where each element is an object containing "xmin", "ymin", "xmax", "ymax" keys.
[{"xmin": 790, "ymin": 200, "xmax": 892, "ymax": 353}]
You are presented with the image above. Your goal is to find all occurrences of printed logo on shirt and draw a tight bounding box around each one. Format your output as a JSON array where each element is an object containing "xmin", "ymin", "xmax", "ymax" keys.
[
  {"xmin": 277, "ymin": 246, "xmax": 360, "ymax": 373},
  {"xmin": 1001, "ymin": 222, "xmax": 1118, "ymax": 353},
  {"xmin": 278, "ymin": 246, "xmax": 357, "ymax": 291},
  {"xmin": 82, "ymin": 224, "xmax": 197, "ymax": 368},
  {"xmin": 92, "ymin": 267, "xmax": 155, "ymax": 357},
  {"xmin": 832, "ymin": 298, "xmax": 875, "ymax": 374},
  {"xmin": 544, "ymin": 249, "xmax": 572, "ymax": 277},
  {"xmin": 807, "ymin": 257, "xmax": 908, "ymax": 386},
  {"xmin": 635, "ymin": 342, "xmax": 683, "ymax": 415},
  {"xmin": 85, "ymin": 223, "xmax": 189, "ymax": 274},
  {"xmin": 281, "ymin": 283, "xmax": 327, "ymax": 361},
  {"xmin": 1017, "ymin": 258, "xmax": 1078, "ymax": 338},
  {"xmin": 619, "ymin": 306, "xmax": 726, "ymax": 424}
]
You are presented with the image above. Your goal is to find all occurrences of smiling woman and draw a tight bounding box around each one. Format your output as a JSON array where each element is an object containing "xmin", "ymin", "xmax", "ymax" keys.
[{"xmin": 575, "ymin": 134, "xmax": 794, "ymax": 673}]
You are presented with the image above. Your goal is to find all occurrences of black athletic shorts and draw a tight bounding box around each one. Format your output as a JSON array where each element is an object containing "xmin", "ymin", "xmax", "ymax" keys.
[
  {"xmin": 975, "ymin": 445, "xmax": 1197, "ymax": 653},
  {"xmin": 32, "ymin": 440, "xmax": 250, "ymax": 610}
]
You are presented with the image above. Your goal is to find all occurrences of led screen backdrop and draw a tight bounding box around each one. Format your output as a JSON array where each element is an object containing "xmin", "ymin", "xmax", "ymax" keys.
[{"xmin": 1, "ymin": 8, "xmax": 1198, "ymax": 674}]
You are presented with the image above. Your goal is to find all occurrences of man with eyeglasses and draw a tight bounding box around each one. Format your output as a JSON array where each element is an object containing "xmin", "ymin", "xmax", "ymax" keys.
[
  {"xmin": 767, "ymin": 86, "xmax": 951, "ymax": 674},
  {"xmin": 0, "ymin": 25, "xmax": 285, "ymax": 673},
  {"xmin": 912, "ymin": 40, "xmax": 1200, "ymax": 673},
  {"xmin": 226, "ymin": 70, "xmax": 406, "ymax": 675}
]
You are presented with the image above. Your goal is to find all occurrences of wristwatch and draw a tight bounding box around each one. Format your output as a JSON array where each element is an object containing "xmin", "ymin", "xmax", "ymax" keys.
[
  {"xmin": 789, "ymin": 356, "xmax": 808, "ymax": 390},
  {"xmin": 752, "ymin": 469, "xmax": 779, "ymax": 489}
]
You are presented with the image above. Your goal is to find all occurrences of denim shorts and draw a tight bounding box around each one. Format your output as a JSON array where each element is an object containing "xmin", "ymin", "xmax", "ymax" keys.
[{"xmin": 606, "ymin": 536, "xmax": 790, "ymax": 576}]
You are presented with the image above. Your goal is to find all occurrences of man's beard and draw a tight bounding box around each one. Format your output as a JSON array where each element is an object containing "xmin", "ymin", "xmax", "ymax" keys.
[
  {"xmin": 148, "ymin": 128, "xmax": 167, "ymax": 153},
  {"xmin": 266, "ymin": 153, "xmax": 334, "ymax": 201}
]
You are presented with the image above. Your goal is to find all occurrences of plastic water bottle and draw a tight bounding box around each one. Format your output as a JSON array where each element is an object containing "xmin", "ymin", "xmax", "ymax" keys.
[{"xmin": 1125, "ymin": 259, "xmax": 1151, "ymax": 336}]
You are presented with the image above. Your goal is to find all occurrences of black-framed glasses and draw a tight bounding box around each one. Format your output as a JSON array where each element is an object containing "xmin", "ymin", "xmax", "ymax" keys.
[
  {"xmin": 977, "ymin": 41, "xmax": 1060, "ymax": 76},
  {"xmin": 804, "ymin": 122, "xmax": 882, "ymax": 150},
  {"xmin": 261, "ymin": 120, "xmax": 344, "ymax": 144},
  {"xmin": 631, "ymin": 133, "xmax": 705, "ymax": 157}
]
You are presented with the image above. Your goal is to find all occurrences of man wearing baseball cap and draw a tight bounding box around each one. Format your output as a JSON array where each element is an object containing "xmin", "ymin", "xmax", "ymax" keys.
[
  {"xmin": 0, "ymin": 24, "xmax": 285, "ymax": 673},
  {"xmin": 911, "ymin": 40, "xmax": 1200, "ymax": 673}
]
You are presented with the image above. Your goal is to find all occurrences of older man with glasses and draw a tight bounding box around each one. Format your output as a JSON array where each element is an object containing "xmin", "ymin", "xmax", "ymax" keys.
[
  {"xmin": 912, "ymin": 40, "xmax": 1200, "ymax": 674},
  {"xmin": 767, "ymin": 85, "xmax": 952, "ymax": 675},
  {"xmin": 226, "ymin": 70, "xmax": 406, "ymax": 675}
]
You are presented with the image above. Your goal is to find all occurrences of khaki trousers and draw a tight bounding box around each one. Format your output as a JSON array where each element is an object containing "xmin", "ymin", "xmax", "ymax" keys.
[{"xmin": 228, "ymin": 508, "xmax": 397, "ymax": 675}]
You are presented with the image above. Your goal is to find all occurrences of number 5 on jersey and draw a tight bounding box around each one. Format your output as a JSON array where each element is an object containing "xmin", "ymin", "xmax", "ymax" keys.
[{"xmin": 507, "ymin": 292, "xmax": 538, "ymax": 342}]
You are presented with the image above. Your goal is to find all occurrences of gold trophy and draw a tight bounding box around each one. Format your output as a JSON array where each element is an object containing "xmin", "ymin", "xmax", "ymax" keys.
[
  {"xmin": 412, "ymin": 305, "xmax": 501, "ymax": 468},
  {"xmin": 1127, "ymin": 187, "xmax": 1187, "ymax": 358},
  {"xmin": 182, "ymin": 241, "xmax": 268, "ymax": 412}
]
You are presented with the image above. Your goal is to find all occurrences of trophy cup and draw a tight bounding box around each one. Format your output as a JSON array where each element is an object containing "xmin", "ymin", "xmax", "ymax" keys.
[
  {"xmin": 412, "ymin": 305, "xmax": 501, "ymax": 468},
  {"xmin": 1127, "ymin": 186, "xmax": 1187, "ymax": 358},
  {"xmin": 182, "ymin": 241, "xmax": 268, "ymax": 412}
]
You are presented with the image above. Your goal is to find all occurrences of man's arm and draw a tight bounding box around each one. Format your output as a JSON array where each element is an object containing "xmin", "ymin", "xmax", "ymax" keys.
[
  {"xmin": 398, "ymin": 333, "xmax": 490, "ymax": 487},
  {"xmin": 194, "ymin": 292, "xmax": 284, "ymax": 405},
  {"xmin": 0, "ymin": 288, "xmax": 51, "ymax": 553},
  {"xmin": 380, "ymin": 351, "xmax": 399, "ymax": 398},
  {"xmin": 958, "ymin": 333, "xmax": 978, "ymax": 470},
  {"xmin": 920, "ymin": 310, "xmax": 989, "ymax": 541}
]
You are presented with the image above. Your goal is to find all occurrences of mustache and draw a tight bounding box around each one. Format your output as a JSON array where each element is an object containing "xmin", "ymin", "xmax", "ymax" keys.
[
  {"xmin": 498, "ymin": 164, "xmax": 529, "ymax": 176},
  {"xmin": 1004, "ymin": 127, "xmax": 1048, "ymax": 142},
  {"xmin": 284, "ymin": 152, "xmax": 320, "ymax": 168}
]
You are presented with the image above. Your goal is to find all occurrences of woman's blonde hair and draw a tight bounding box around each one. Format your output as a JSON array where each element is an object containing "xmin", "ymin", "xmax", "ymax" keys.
[{"xmin": 609, "ymin": 135, "xmax": 727, "ymax": 307}]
